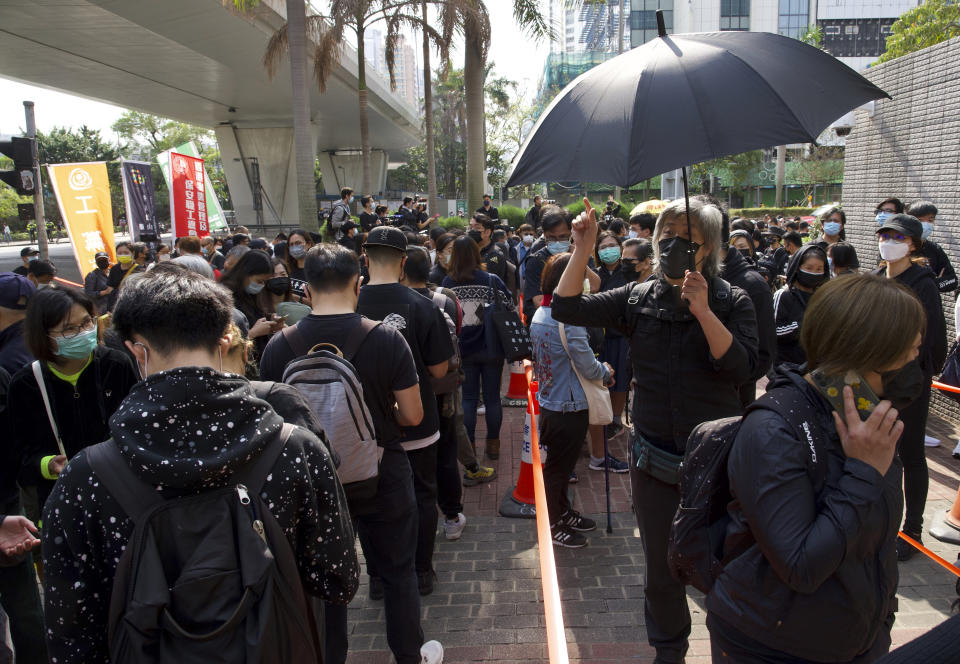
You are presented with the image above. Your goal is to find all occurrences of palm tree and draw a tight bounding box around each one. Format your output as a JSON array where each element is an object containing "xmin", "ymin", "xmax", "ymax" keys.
[
  {"xmin": 422, "ymin": 1, "xmax": 439, "ymax": 217},
  {"xmin": 462, "ymin": 0, "xmax": 550, "ymax": 211},
  {"xmin": 232, "ymin": 0, "xmax": 318, "ymax": 229},
  {"xmin": 264, "ymin": 1, "xmax": 452, "ymax": 196}
]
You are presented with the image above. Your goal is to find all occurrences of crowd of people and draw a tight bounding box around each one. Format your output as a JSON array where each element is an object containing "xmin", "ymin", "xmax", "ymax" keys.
[{"xmin": 0, "ymin": 188, "xmax": 955, "ymax": 663}]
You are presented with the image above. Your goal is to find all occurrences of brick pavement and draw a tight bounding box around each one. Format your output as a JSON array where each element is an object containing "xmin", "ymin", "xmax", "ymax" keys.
[{"xmin": 345, "ymin": 402, "xmax": 960, "ymax": 663}]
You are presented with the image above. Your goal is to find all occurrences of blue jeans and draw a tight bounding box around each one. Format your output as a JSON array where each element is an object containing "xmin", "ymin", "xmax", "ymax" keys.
[{"xmin": 462, "ymin": 359, "xmax": 504, "ymax": 442}]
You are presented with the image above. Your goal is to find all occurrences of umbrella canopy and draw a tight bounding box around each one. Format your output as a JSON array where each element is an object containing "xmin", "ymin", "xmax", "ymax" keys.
[
  {"xmin": 507, "ymin": 19, "xmax": 889, "ymax": 189},
  {"xmin": 630, "ymin": 199, "xmax": 669, "ymax": 215}
]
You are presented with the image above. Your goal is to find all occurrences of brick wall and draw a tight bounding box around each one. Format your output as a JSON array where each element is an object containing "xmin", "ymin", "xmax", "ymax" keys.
[{"xmin": 842, "ymin": 37, "xmax": 960, "ymax": 425}]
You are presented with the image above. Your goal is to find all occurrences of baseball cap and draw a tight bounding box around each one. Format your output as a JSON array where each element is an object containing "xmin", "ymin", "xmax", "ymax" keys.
[
  {"xmin": 877, "ymin": 213, "xmax": 923, "ymax": 239},
  {"xmin": 763, "ymin": 226, "xmax": 785, "ymax": 239},
  {"xmin": 0, "ymin": 272, "xmax": 36, "ymax": 309},
  {"xmin": 20, "ymin": 247, "xmax": 39, "ymax": 257},
  {"xmin": 364, "ymin": 226, "xmax": 407, "ymax": 251},
  {"xmin": 94, "ymin": 251, "xmax": 109, "ymax": 260}
]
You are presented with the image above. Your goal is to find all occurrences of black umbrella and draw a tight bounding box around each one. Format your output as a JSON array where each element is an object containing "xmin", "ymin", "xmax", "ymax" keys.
[{"xmin": 507, "ymin": 12, "xmax": 889, "ymax": 265}]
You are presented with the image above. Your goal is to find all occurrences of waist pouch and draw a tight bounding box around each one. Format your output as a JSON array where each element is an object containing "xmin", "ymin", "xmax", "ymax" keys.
[{"xmin": 633, "ymin": 435, "xmax": 683, "ymax": 485}]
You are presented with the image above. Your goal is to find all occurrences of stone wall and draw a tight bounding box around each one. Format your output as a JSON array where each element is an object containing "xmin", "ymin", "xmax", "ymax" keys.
[{"xmin": 842, "ymin": 37, "xmax": 960, "ymax": 426}]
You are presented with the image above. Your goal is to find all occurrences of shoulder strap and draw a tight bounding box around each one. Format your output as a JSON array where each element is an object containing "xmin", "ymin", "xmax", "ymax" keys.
[
  {"xmin": 339, "ymin": 317, "xmax": 380, "ymax": 363},
  {"xmin": 709, "ymin": 278, "xmax": 734, "ymax": 321},
  {"xmin": 233, "ymin": 423, "xmax": 296, "ymax": 494},
  {"xmin": 282, "ymin": 322, "xmax": 311, "ymax": 358},
  {"xmin": 32, "ymin": 361, "xmax": 66, "ymax": 457},
  {"xmin": 624, "ymin": 279, "xmax": 658, "ymax": 329},
  {"xmin": 84, "ymin": 441, "xmax": 163, "ymax": 522}
]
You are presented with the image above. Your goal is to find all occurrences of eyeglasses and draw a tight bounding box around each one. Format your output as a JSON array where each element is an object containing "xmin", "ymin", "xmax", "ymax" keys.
[
  {"xmin": 879, "ymin": 232, "xmax": 907, "ymax": 242},
  {"xmin": 51, "ymin": 315, "xmax": 95, "ymax": 339}
]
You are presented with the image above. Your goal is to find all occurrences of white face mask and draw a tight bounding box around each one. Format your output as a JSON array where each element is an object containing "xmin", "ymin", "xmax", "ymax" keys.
[
  {"xmin": 522, "ymin": 234, "xmax": 534, "ymax": 245},
  {"xmin": 878, "ymin": 239, "xmax": 910, "ymax": 262},
  {"xmin": 628, "ymin": 230, "xmax": 639, "ymax": 239}
]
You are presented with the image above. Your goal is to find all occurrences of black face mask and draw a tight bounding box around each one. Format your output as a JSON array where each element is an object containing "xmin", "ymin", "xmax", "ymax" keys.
[
  {"xmin": 96, "ymin": 259, "xmax": 109, "ymax": 270},
  {"xmin": 880, "ymin": 358, "xmax": 925, "ymax": 410},
  {"xmin": 795, "ymin": 269, "xmax": 827, "ymax": 290},
  {"xmin": 467, "ymin": 230, "xmax": 483, "ymax": 244},
  {"xmin": 265, "ymin": 276, "xmax": 291, "ymax": 296},
  {"xmin": 738, "ymin": 248, "xmax": 753, "ymax": 260},
  {"xmin": 658, "ymin": 237, "xmax": 699, "ymax": 280}
]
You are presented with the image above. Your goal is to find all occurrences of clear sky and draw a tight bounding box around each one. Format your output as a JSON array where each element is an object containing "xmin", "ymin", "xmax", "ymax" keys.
[{"xmin": 0, "ymin": 2, "xmax": 553, "ymax": 138}]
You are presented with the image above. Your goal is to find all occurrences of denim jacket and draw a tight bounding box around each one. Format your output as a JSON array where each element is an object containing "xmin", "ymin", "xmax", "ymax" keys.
[{"xmin": 530, "ymin": 305, "xmax": 610, "ymax": 413}]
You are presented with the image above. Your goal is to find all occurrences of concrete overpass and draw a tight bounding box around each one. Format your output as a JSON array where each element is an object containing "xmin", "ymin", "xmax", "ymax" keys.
[{"xmin": 0, "ymin": 0, "xmax": 422, "ymax": 227}]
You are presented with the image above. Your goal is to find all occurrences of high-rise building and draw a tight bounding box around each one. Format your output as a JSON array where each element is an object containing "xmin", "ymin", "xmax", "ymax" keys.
[
  {"xmin": 364, "ymin": 28, "xmax": 388, "ymax": 78},
  {"xmin": 362, "ymin": 29, "xmax": 423, "ymax": 107}
]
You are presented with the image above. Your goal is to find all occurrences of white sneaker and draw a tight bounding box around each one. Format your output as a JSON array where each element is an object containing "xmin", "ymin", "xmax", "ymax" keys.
[
  {"xmin": 420, "ymin": 639, "xmax": 444, "ymax": 664},
  {"xmin": 443, "ymin": 513, "xmax": 467, "ymax": 541},
  {"xmin": 925, "ymin": 435, "xmax": 941, "ymax": 447},
  {"xmin": 476, "ymin": 404, "xmax": 486, "ymax": 415}
]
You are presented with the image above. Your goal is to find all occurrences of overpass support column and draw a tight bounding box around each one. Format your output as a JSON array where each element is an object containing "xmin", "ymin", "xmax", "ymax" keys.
[{"xmin": 316, "ymin": 150, "xmax": 388, "ymax": 198}]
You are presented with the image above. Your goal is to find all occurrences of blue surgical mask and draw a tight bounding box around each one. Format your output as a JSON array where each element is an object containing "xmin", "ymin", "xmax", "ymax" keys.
[
  {"xmin": 823, "ymin": 221, "xmax": 842, "ymax": 236},
  {"xmin": 547, "ymin": 240, "xmax": 570, "ymax": 255},
  {"xmin": 875, "ymin": 211, "xmax": 893, "ymax": 225},
  {"xmin": 201, "ymin": 246, "xmax": 210, "ymax": 256},
  {"xmin": 598, "ymin": 246, "xmax": 621, "ymax": 264},
  {"xmin": 28, "ymin": 255, "xmax": 39, "ymax": 262},
  {"xmin": 289, "ymin": 244, "xmax": 307, "ymax": 259},
  {"xmin": 245, "ymin": 281, "xmax": 265, "ymax": 295},
  {"xmin": 921, "ymin": 221, "xmax": 934, "ymax": 240},
  {"xmin": 627, "ymin": 230, "xmax": 639, "ymax": 239},
  {"xmin": 52, "ymin": 327, "xmax": 97, "ymax": 360},
  {"xmin": 348, "ymin": 196, "xmax": 354, "ymax": 204}
]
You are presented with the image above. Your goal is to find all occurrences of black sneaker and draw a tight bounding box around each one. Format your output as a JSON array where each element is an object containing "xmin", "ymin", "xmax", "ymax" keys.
[
  {"xmin": 551, "ymin": 523, "xmax": 587, "ymax": 548},
  {"xmin": 897, "ymin": 533, "xmax": 922, "ymax": 562},
  {"xmin": 606, "ymin": 422, "xmax": 624, "ymax": 438},
  {"xmin": 417, "ymin": 569, "xmax": 435, "ymax": 596},
  {"xmin": 568, "ymin": 470, "xmax": 579, "ymax": 484},
  {"xmin": 369, "ymin": 576, "xmax": 384, "ymax": 601},
  {"xmin": 561, "ymin": 510, "xmax": 597, "ymax": 532}
]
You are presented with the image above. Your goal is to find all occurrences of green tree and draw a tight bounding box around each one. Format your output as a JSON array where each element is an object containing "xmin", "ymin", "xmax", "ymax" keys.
[
  {"xmin": 110, "ymin": 111, "xmax": 207, "ymax": 155},
  {"xmin": 37, "ymin": 126, "xmax": 119, "ymax": 164},
  {"xmin": 877, "ymin": 0, "xmax": 960, "ymax": 63}
]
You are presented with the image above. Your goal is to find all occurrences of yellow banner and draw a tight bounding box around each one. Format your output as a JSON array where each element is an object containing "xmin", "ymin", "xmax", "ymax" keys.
[{"xmin": 47, "ymin": 162, "xmax": 116, "ymax": 279}]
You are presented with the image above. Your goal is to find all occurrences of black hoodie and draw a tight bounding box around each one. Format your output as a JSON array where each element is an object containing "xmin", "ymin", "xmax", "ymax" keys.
[
  {"xmin": 773, "ymin": 244, "xmax": 829, "ymax": 367},
  {"xmin": 722, "ymin": 247, "xmax": 775, "ymax": 385},
  {"xmin": 708, "ymin": 365, "xmax": 900, "ymax": 662},
  {"xmin": 41, "ymin": 368, "xmax": 358, "ymax": 664}
]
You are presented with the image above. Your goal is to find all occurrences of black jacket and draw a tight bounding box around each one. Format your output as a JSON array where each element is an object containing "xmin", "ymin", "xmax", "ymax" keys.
[
  {"xmin": 41, "ymin": 368, "xmax": 358, "ymax": 663},
  {"xmin": 873, "ymin": 263, "xmax": 947, "ymax": 377},
  {"xmin": 8, "ymin": 345, "xmax": 139, "ymax": 507},
  {"xmin": 552, "ymin": 275, "xmax": 759, "ymax": 452},
  {"xmin": 525, "ymin": 204, "xmax": 542, "ymax": 229},
  {"xmin": 773, "ymin": 244, "xmax": 829, "ymax": 368},
  {"xmin": 919, "ymin": 240, "xmax": 956, "ymax": 293},
  {"xmin": 708, "ymin": 367, "xmax": 900, "ymax": 662},
  {"xmin": 722, "ymin": 247, "xmax": 776, "ymax": 382},
  {"xmin": 480, "ymin": 241, "xmax": 507, "ymax": 282}
]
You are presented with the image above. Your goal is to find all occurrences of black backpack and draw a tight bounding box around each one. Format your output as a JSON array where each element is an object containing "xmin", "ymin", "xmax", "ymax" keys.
[
  {"xmin": 667, "ymin": 387, "xmax": 827, "ymax": 594},
  {"xmin": 624, "ymin": 276, "xmax": 734, "ymax": 332},
  {"xmin": 85, "ymin": 424, "xmax": 321, "ymax": 663}
]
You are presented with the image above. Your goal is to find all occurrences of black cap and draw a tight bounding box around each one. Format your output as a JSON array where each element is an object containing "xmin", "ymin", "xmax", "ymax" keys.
[
  {"xmin": 94, "ymin": 251, "xmax": 109, "ymax": 259},
  {"xmin": 342, "ymin": 220, "xmax": 357, "ymax": 233},
  {"xmin": 20, "ymin": 247, "xmax": 38, "ymax": 257},
  {"xmin": 364, "ymin": 226, "xmax": 407, "ymax": 251},
  {"xmin": 763, "ymin": 226, "xmax": 785, "ymax": 238},
  {"xmin": 877, "ymin": 213, "xmax": 923, "ymax": 239}
]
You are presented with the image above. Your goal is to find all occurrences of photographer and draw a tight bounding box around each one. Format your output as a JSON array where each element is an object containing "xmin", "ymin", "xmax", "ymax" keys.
[{"xmin": 551, "ymin": 198, "xmax": 758, "ymax": 663}]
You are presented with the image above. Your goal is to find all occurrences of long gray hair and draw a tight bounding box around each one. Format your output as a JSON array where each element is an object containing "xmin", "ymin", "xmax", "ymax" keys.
[{"xmin": 652, "ymin": 198, "xmax": 724, "ymax": 279}]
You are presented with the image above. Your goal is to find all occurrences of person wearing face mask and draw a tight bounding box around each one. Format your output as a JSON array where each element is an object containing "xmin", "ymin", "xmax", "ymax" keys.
[
  {"xmin": 467, "ymin": 213, "xmax": 508, "ymax": 283},
  {"xmin": 773, "ymin": 244, "xmax": 830, "ymax": 369},
  {"xmin": 552, "ymin": 198, "xmax": 759, "ymax": 663},
  {"xmin": 27, "ymin": 259, "xmax": 57, "ymax": 290},
  {"xmin": 14, "ymin": 247, "xmax": 39, "ymax": 276},
  {"xmin": 628, "ymin": 213, "xmax": 656, "ymax": 240},
  {"xmin": 511, "ymin": 224, "xmax": 536, "ymax": 279},
  {"xmin": 906, "ymin": 200, "xmax": 957, "ymax": 293},
  {"xmin": 525, "ymin": 195, "xmax": 543, "ymax": 230},
  {"xmin": 523, "ymin": 206, "xmax": 600, "ymax": 323},
  {"xmin": 106, "ymin": 241, "xmax": 147, "ymax": 311},
  {"xmin": 815, "ymin": 206, "xmax": 846, "ymax": 248},
  {"xmin": 760, "ymin": 225, "xmax": 789, "ymax": 276},
  {"xmin": 201, "ymin": 235, "xmax": 226, "ymax": 272},
  {"xmin": 873, "ymin": 197, "xmax": 904, "ymax": 229},
  {"xmin": 8, "ymin": 286, "xmax": 138, "ymax": 514},
  {"xmin": 872, "ymin": 214, "xmax": 947, "ymax": 560},
  {"xmin": 728, "ymin": 230, "xmax": 757, "ymax": 264},
  {"xmin": 329, "ymin": 187, "xmax": 355, "ymax": 241},
  {"xmin": 620, "ymin": 238, "xmax": 654, "ymax": 284},
  {"xmin": 828, "ymin": 241, "xmax": 860, "ymax": 278},
  {"xmin": 83, "ymin": 251, "xmax": 113, "ymax": 313},
  {"xmin": 220, "ymin": 249, "xmax": 284, "ymax": 359},
  {"xmin": 707, "ymin": 274, "xmax": 922, "ymax": 663},
  {"xmin": 476, "ymin": 194, "xmax": 499, "ymax": 221},
  {"xmin": 359, "ymin": 195, "xmax": 379, "ymax": 233},
  {"xmin": 429, "ymin": 232, "xmax": 457, "ymax": 284},
  {"xmin": 284, "ymin": 228, "xmax": 314, "ymax": 305}
]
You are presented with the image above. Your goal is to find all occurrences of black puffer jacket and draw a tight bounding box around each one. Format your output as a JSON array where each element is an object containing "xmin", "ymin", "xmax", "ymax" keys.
[
  {"xmin": 41, "ymin": 368, "xmax": 359, "ymax": 664},
  {"xmin": 722, "ymin": 246, "xmax": 775, "ymax": 382},
  {"xmin": 707, "ymin": 366, "xmax": 901, "ymax": 662}
]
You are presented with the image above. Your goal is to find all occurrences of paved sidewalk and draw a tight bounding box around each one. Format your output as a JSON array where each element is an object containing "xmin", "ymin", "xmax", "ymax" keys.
[{"xmin": 344, "ymin": 403, "xmax": 960, "ymax": 663}]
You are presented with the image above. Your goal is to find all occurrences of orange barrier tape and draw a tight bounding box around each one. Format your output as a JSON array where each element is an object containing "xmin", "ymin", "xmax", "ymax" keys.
[
  {"xmin": 54, "ymin": 276, "xmax": 83, "ymax": 288},
  {"xmin": 525, "ymin": 361, "xmax": 569, "ymax": 664},
  {"xmin": 898, "ymin": 531, "xmax": 960, "ymax": 578},
  {"xmin": 932, "ymin": 380, "xmax": 960, "ymax": 395}
]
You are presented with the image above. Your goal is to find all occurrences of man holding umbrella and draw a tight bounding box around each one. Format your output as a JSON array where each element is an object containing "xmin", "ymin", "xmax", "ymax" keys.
[{"xmin": 551, "ymin": 198, "xmax": 759, "ymax": 663}]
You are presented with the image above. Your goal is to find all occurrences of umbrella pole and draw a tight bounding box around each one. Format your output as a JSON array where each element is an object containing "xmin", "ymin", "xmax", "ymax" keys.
[{"xmin": 682, "ymin": 166, "xmax": 694, "ymax": 271}]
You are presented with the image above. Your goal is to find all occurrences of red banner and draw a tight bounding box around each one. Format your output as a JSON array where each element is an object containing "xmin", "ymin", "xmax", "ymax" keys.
[{"xmin": 168, "ymin": 151, "xmax": 210, "ymax": 239}]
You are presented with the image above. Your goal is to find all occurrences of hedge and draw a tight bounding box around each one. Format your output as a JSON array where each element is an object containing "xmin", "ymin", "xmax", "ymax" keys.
[
  {"xmin": 438, "ymin": 216, "xmax": 467, "ymax": 230},
  {"xmin": 729, "ymin": 207, "xmax": 815, "ymax": 219}
]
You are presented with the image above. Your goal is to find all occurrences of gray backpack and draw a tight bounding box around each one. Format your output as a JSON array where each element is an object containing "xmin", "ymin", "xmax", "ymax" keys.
[
  {"xmin": 84, "ymin": 424, "xmax": 321, "ymax": 663},
  {"xmin": 280, "ymin": 319, "xmax": 382, "ymax": 510}
]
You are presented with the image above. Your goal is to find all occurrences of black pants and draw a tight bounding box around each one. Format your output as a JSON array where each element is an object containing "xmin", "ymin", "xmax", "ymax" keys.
[
  {"xmin": 332, "ymin": 449, "xmax": 422, "ymax": 664},
  {"xmin": 0, "ymin": 556, "xmax": 46, "ymax": 663},
  {"xmin": 898, "ymin": 382, "xmax": 931, "ymax": 535},
  {"xmin": 436, "ymin": 393, "xmax": 463, "ymax": 519},
  {"xmin": 540, "ymin": 408, "xmax": 589, "ymax": 525},
  {"xmin": 630, "ymin": 453, "xmax": 690, "ymax": 663}
]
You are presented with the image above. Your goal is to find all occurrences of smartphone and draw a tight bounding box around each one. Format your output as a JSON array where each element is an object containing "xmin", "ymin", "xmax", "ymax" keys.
[{"xmin": 810, "ymin": 369, "xmax": 881, "ymax": 423}]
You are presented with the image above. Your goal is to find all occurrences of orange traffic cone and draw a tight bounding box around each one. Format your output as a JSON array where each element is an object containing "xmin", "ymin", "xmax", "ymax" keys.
[
  {"xmin": 929, "ymin": 484, "xmax": 960, "ymax": 545},
  {"xmin": 499, "ymin": 381, "xmax": 547, "ymax": 518},
  {"xmin": 501, "ymin": 361, "xmax": 529, "ymax": 407}
]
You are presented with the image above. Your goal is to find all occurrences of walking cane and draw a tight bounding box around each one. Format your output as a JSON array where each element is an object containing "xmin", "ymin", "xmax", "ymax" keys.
[{"xmin": 602, "ymin": 425, "xmax": 613, "ymax": 534}]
